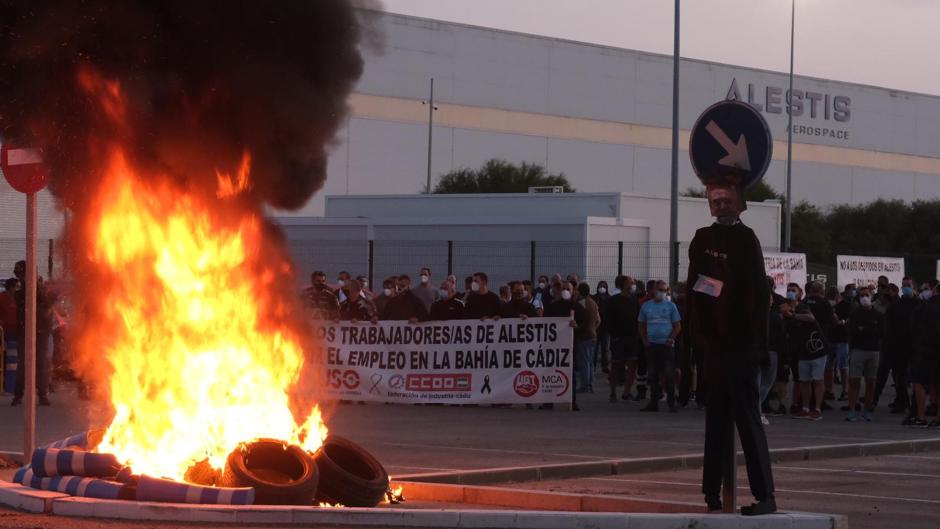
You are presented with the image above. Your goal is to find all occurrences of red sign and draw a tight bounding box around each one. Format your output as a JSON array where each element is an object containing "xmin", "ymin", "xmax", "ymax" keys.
[
  {"xmin": 406, "ymin": 373, "xmax": 472, "ymax": 392},
  {"xmin": 513, "ymin": 370, "xmax": 539, "ymax": 398},
  {"xmin": 1, "ymin": 142, "xmax": 47, "ymax": 194}
]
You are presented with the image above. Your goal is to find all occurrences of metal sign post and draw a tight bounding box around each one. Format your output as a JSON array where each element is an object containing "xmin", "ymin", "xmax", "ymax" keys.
[
  {"xmin": 24, "ymin": 193, "xmax": 37, "ymax": 459},
  {"xmin": 1, "ymin": 141, "xmax": 49, "ymax": 461}
]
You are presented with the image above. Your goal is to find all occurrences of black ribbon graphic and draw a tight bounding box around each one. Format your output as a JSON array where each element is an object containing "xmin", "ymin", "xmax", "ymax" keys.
[
  {"xmin": 481, "ymin": 375, "xmax": 492, "ymax": 394},
  {"xmin": 369, "ymin": 374, "xmax": 383, "ymax": 395}
]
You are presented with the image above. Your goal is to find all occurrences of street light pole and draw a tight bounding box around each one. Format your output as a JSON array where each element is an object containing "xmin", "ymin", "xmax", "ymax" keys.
[
  {"xmin": 784, "ymin": 0, "xmax": 795, "ymax": 252},
  {"xmin": 668, "ymin": 0, "xmax": 680, "ymax": 286},
  {"xmin": 424, "ymin": 77, "xmax": 435, "ymax": 194}
]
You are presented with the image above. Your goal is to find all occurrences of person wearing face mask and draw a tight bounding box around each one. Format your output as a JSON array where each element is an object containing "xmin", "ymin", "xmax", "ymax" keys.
[
  {"xmin": 533, "ymin": 275, "xmax": 551, "ymax": 309},
  {"xmin": 845, "ymin": 287, "xmax": 885, "ymax": 421},
  {"xmin": 303, "ymin": 270, "xmax": 341, "ymax": 321},
  {"xmin": 828, "ymin": 286, "xmax": 853, "ymax": 402},
  {"xmin": 380, "ymin": 274, "xmax": 428, "ymax": 323},
  {"xmin": 801, "ymin": 282, "xmax": 840, "ymax": 409},
  {"xmin": 429, "ymin": 280, "xmax": 465, "ymax": 321},
  {"xmin": 500, "ymin": 281, "xmax": 537, "ymax": 319},
  {"xmin": 575, "ymin": 282, "xmax": 601, "ymax": 393},
  {"xmin": 412, "ymin": 267, "xmax": 440, "ymax": 312},
  {"xmin": 593, "ymin": 281, "xmax": 612, "ymax": 374},
  {"xmin": 464, "ymin": 272, "xmax": 501, "ymax": 320},
  {"xmin": 373, "ymin": 277, "xmax": 397, "ymax": 317},
  {"xmin": 685, "ymin": 183, "xmax": 775, "ymax": 515},
  {"xmin": 906, "ymin": 281, "xmax": 940, "ymax": 428},
  {"xmin": 875, "ymin": 277, "xmax": 920, "ymax": 414},
  {"xmin": 339, "ymin": 279, "xmax": 377, "ymax": 323},
  {"xmin": 638, "ymin": 280, "xmax": 681, "ymax": 413},
  {"xmin": 607, "ymin": 276, "xmax": 641, "ymax": 401},
  {"xmin": 355, "ymin": 275, "xmax": 374, "ymax": 300},
  {"xmin": 521, "ymin": 280, "xmax": 542, "ymax": 316},
  {"xmin": 546, "ymin": 281, "xmax": 588, "ymax": 409},
  {"xmin": 335, "ymin": 271, "xmax": 351, "ymax": 303}
]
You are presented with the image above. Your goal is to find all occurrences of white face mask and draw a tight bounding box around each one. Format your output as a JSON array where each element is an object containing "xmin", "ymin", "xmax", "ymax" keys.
[
  {"xmin": 361, "ymin": 280, "xmax": 368, "ymax": 289},
  {"xmin": 598, "ymin": 287, "xmax": 607, "ymax": 294},
  {"xmin": 471, "ymin": 281, "xmax": 480, "ymax": 292},
  {"xmin": 629, "ymin": 285, "xmax": 637, "ymax": 294},
  {"xmin": 337, "ymin": 279, "xmax": 345, "ymax": 287},
  {"xmin": 439, "ymin": 289, "xmax": 449, "ymax": 299},
  {"xmin": 383, "ymin": 288, "xmax": 392, "ymax": 297},
  {"xmin": 655, "ymin": 291, "xmax": 666, "ymax": 301},
  {"xmin": 859, "ymin": 296, "xmax": 872, "ymax": 307},
  {"xmin": 561, "ymin": 289, "xmax": 572, "ymax": 301},
  {"xmin": 420, "ymin": 274, "xmax": 430, "ymax": 284},
  {"xmin": 921, "ymin": 290, "xmax": 934, "ymax": 300},
  {"xmin": 666, "ymin": 294, "xmax": 672, "ymax": 302},
  {"xmin": 538, "ymin": 282, "xmax": 546, "ymax": 289}
]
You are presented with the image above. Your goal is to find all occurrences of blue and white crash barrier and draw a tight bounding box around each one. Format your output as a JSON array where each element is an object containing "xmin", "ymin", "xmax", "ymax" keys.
[
  {"xmin": 42, "ymin": 430, "xmax": 105, "ymax": 451},
  {"xmin": 30, "ymin": 448, "xmax": 124, "ymax": 478},
  {"xmin": 13, "ymin": 465, "xmax": 133, "ymax": 500},
  {"xmin": 136, "ymin": 475, "xmax": 255, "ymax": 505}
]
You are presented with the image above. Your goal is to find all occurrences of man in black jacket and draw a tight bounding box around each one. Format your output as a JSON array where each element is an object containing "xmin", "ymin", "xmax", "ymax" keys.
[
  {"xmin": 607, "ymin": 275, "xmax": 641, "ymax": 402},
  {"xmin": 876, "ymin": 276, "xmax": 919, "ymax": 413},
  {"xmin": 846, "ymin": 287, "xmax": 885, "ymax": 421},
  {"xmin": 686, "ymin": 184, "xmax": 775, "ymax": 515},
  {"xmin": 380, "ymin": 275, "xmax": 428, "ymax": 322}
]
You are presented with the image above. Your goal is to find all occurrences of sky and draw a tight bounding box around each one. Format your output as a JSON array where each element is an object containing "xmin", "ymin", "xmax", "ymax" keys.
[{"xmin": 379, "ymin": 0, "xmax": 940, "ymax": 97}]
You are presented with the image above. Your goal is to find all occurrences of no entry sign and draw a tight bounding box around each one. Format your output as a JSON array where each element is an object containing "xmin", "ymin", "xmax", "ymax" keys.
[{"xmin": 1, "ymin": 142, "xmax": 47, "ymax": 194}]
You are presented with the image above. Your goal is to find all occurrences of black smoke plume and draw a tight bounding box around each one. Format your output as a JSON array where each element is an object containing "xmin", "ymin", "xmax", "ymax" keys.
[{"xmin": 0, "ymin": 0, "xmax": 373, "ymax": 210}]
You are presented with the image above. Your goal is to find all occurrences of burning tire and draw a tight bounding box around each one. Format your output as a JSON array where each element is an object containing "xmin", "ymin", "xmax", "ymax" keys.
[
  {"xmin": 313, "ymin": 435, "xmax": 389, "ymax": 507},
  {"xmin": 219, "ymin": 439, "xmax": 319, "ymax": 505}
]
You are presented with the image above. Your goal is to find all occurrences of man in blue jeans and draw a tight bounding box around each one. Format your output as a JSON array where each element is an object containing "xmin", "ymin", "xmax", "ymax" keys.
[{"xmin": 638, "ymin": 280, "xmax": 681, "ymax": 413}]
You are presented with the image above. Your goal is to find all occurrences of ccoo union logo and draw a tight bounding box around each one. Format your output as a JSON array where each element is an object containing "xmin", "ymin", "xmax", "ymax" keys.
[{"xmin": 513, "ymin": 370, "xmax": 539, "ymax": 398}]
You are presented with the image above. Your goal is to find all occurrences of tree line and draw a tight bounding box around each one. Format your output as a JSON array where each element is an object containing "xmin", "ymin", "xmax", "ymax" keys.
[{"xmin": 433, "ymin": 159, "xmax": 939, "ymax": 280}]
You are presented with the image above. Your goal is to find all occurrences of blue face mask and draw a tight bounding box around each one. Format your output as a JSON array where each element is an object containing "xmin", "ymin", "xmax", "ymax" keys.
[
  {"xmin": 902, "ymin": 286, "xmax": 914, "ymax": 297},
  {"xmin": 786, "ymin": 291, "xmax": 797, "ymax": 301}
]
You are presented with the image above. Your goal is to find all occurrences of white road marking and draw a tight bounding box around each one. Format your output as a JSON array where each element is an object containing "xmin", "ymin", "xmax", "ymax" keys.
[
  {"xmin": 886, "ymin": 454, "xmax": 940, "ymax": 461},
  {"xmin": 776, "ymin": 465, "xmax": 940, "ymax": 479},
  {"xmin": 378, "ymin": 441, "xmax": 616, "ymax": 460}
]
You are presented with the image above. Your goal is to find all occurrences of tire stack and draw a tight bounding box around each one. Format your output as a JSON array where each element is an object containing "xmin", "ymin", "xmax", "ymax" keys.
[{"xmin": 218, "ymin": 435, "xmax": 390, "ymax": 507}]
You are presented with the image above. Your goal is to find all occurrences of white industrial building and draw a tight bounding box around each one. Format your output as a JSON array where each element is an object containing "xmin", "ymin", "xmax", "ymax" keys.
[
  {"xmin": 2, "ymin": 10, "xmax": 937, "ymax": 280},
  {"xmin": 280, "ymin": 192, "xmax": 780, "ymax": 287}
]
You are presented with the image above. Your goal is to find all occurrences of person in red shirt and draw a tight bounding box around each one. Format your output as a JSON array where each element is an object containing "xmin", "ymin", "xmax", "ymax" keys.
[{"xmin": 0, "ymin": 278, "xmax": 18, "ymax": 338}]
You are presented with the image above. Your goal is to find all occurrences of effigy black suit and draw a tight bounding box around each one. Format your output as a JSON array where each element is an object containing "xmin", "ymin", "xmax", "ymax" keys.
[{"xmin": 685, "ymin": 220, "xmax": 774, "ymax": 503}]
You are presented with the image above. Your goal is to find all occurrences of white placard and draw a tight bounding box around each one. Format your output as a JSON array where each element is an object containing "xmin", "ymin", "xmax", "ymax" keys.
[
  {"xmin": 314, "ymin": 318, "xmax": 574, "ymax": 404},
  {"xmin": 763, "ymin": 252, "xmax": 807, "ymax": 296},
  {"xmin": 836, "ymin": 255, "xmax": 904, "ymax": 290}
]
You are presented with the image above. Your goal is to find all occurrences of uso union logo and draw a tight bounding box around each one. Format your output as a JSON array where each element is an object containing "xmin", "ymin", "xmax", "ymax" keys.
[{"xmin": 513, "ymin": 370, "xmax": 540, "ymax": 398}]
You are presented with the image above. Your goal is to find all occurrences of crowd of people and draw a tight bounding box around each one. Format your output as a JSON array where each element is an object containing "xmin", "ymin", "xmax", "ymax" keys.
[
  {"xmin": 0, "ymin": 260, "xmax": 62, "ymax": 407},
  {"xmin": 303, "ymin": 267, "xmax": 940, "ymax": 425}
]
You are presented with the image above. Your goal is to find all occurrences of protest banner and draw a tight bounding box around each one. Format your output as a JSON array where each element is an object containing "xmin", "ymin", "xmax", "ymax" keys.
[
  {"xmin": 763, "ymin": 252, "xmax": 807, "ymax": 296},
  {"xmin": 313, "ymin": 317, "xmax": 574, "ymax": 405},
  {"xmin": 836, "ymin": 255, "xmax": 904, "ymax": 289}
]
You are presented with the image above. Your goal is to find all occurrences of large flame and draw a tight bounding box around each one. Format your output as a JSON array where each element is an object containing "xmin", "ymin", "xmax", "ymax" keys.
[{"xmin": 87, "ymin": 147, "xmax": 326, "ymax": 480}]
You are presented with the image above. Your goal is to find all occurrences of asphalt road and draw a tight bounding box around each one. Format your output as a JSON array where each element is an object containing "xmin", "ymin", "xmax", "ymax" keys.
[
  {"xmin": 1, "ymin": 380, "xmax": 936, "ymax": 479},
  {"xmin": 505, "ymin": 454, "xmax": 940, "ymax": 529}
]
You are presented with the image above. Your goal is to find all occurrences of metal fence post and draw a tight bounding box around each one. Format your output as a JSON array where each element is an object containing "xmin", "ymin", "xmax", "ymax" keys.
[
  {"xmin": 447, "ymin": 240, "xmax": 454, "ymax": 276},
  {"xmin": 47, "ymin": 239, "xmax": 53, "ymax": 279},
  {"xmin": 673, "ymin": 240, "xmax": 681, "ymax": 285},
  {"xmin": 368, "ymin": 240, "xmax": 374, "ymax": 287},
  {"xmin": 618, "ymin": 241, "xmax": 624, "ymax": 277},
  {"xmin": 530, "ymin": 241, "xmax": 536, "ymax": 284}
]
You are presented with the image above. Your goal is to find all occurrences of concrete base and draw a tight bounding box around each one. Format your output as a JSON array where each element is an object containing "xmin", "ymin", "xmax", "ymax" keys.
[{"xmin": 0, "ymin": 479, "xmax": 846, "ymax": 528}]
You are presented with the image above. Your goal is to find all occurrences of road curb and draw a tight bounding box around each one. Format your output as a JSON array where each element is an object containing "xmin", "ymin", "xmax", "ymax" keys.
[
  {"xmin": 0, "ymin": 479, "xmax": 846, "ymax": 528},
  {"xmin": 399, "ymin": 436, "xmax": 940, "ymax": 485}
]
